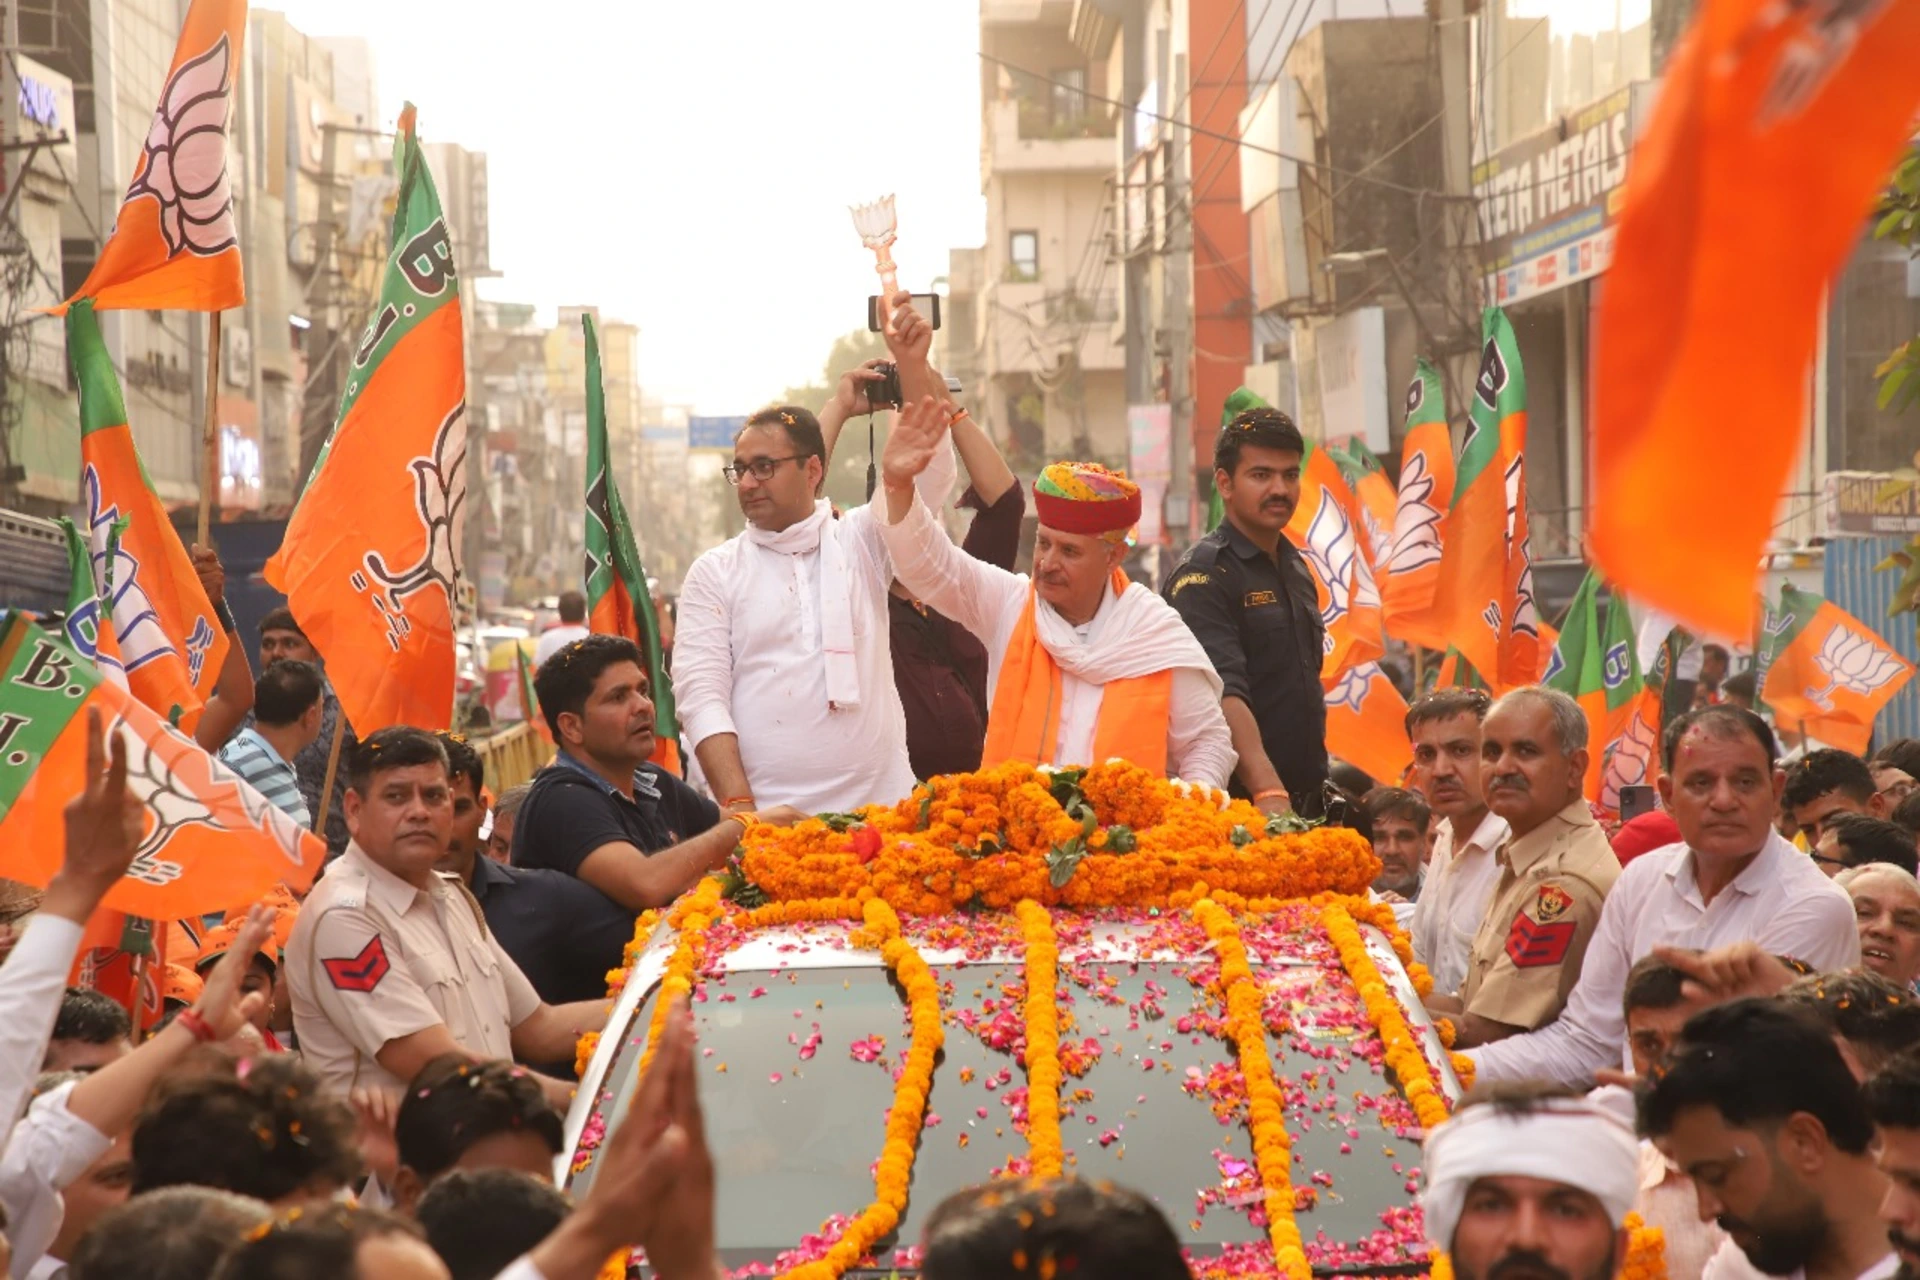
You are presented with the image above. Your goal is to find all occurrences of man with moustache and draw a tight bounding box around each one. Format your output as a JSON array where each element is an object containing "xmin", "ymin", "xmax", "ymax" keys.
[
  {"xmin": 1470, "ymin": 706, "xmax": 1859, "ymax": 1086},
  {"xmin": 1427, "ymin": 688, "xmax": 1620, "ymax": 1046},
  {"xmin": 1422, "ymin": 1085, "xmax": 1643, "ymax": 1280},
  {"xmin": 1363, "ymin": 786, "xmax": 1431, "ymax": 908},
  {"xmin": 1164, "ymin": 404, "xmax": 1328, "ymax": 815},
  {"xmin": 1863, "ymin": 1049, "xmax": 1920, "ymax": 1280},
  {"xmin": 1641, "ymin": 1000, "xmax": 1897, "ymax": 1280},
  {"xmin": 1408, "ymin": 689, "xmax": 1511, "ymax": 999}
]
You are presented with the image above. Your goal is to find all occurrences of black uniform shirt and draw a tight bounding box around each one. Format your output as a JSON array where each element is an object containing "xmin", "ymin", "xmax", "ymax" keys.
[{"xmin": 1164, "ymin": 519, "xmax": 1329, "ymax": 813}]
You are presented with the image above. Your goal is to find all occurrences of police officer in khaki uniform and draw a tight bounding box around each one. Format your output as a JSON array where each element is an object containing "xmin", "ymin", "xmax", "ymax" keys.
[
  {"xmin": 1427, "ymin": 688, "xmax": 1620, "ymax": 1047},
  {"xmin": 286, "ymin": 728, "xmax": 608, "ymax": 1107}
]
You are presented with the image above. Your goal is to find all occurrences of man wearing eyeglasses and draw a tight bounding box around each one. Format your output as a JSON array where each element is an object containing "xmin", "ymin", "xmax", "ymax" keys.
[{"xmin": 672, "ymin": 324, "xmax": 955, "ymax": 815}]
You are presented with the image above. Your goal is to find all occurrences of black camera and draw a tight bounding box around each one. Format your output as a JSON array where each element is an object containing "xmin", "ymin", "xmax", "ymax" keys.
[{"xmin": 866, "ymin": 362, "xmax": 904, "ymax": 412}]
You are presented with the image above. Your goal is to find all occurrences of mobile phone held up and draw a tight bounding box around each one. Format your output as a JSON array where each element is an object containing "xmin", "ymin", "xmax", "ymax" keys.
[
  {"xmin": 868, "ymin": 293, "xmax": 942, "ymax": 333},
  {"xmin": 1618, "ymin": 784, "xmax": 1657, "ymax": 823}
]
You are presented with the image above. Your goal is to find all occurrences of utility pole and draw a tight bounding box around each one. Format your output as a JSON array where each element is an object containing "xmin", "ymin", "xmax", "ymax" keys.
[
  {"xmin": 298, "ymin": 119, "xmax": 342, "ymax": 484},
  {"xmin": 1435, "ymin": 0, "xmax": 1481, "ymax": 427},
  {"xmin": 1165, "ymin": 51, "xmax": 1194, "ymax": 546}
]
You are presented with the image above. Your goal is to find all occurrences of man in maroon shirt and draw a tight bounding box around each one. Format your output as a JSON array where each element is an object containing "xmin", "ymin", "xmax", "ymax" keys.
[{"xmin": 820, "ymin": 306, "xmax": 1024, "ymax": 779}]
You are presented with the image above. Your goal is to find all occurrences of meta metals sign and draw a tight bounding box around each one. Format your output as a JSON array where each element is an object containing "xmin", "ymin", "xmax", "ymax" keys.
[
  {"xmin": 687, "ymin": 415, "xmax": 746, "ymax": 450},
  {"xmin": 1473, "ymin": 86, "xmax": 1644, "ymax": 307},
  {"xmin": 1825, "ymin": 471, "xmax": 1920, "ymax": 537}
]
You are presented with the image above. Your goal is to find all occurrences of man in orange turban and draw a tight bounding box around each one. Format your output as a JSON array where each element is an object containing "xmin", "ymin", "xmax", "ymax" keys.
[{"xmin": 874, "ymin": 399, "xmax": 1233, "ymax": 783}]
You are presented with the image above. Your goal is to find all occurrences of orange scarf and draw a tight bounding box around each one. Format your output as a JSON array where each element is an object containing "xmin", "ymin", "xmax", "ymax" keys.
[{"xmin": 981, "ymin": 569, "xmax": 1173, "ymax": 774}]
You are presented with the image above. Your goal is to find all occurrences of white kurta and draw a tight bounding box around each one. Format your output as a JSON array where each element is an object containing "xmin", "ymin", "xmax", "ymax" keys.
[
  {"xmin": 673, "ymin": 447, "xmax": 955, "ymax": 813},
  {"xmin": 878, "ymin": 489, "xmax": 1235, "ymax": 787}
]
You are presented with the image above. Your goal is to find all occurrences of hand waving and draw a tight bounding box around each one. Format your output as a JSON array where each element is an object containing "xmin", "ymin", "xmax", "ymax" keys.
[
  {"xmin": 193, "ymin": 904, "xmax": 275, "ymax": 1042},
  {"xmin": 45, "ymin": 708, "xmax": 144, "ymax": 925},
  {"xmin": 883, "ymin": 290, "xmax": 933, "ymax": 366},
  {"xmin": 880, "ymin": 395, "xmax": 952, "ymax": 493}
]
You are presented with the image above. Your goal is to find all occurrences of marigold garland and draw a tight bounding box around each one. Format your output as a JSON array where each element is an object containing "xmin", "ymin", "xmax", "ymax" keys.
[
  {"xmin": 1322, "ymin": 901, "xmax": 1455, "ymax": 1132},
  {"xmin": 1191, "ymin": 896, "xmax": 1311, "ymax": 1280},
  {"xmin": 1427, "ymin": 1214, "xmax": 1666, "ymax": 1280},
  {"xmin": 784, "ymin": 897, "xmax": 945, "ymax": 1280},
  {"xmin": 637, "ymin": 880, "xmax": 724, "ymax": 1083},
  {"xmin": 1014, "ymin": 899, "xmax": 1064, "ymax": 1178},
  {"xmin": 575, "ymin": 908, "xmax": 663, "ymax": 1078}
]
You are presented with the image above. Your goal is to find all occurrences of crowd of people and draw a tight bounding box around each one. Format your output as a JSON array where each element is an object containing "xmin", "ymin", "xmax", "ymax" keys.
[{"xmin": 5, "ymin": 288, "xmax": 1920, "ymax": 1279}]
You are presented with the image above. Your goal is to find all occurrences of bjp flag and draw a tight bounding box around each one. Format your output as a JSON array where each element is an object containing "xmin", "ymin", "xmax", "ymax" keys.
[
  {"xmin": 1433, "ymin": 646, "xmax": 1488, "ymax": 692},
  {"xmin": 1432, "ymin": 310, "xmax": 1542, "ymax": 689},
  {"xmin": 0, "ymin": 613, "xmax": 324, "ymax": 920},
  {"xmin": 1545, "ymin": 571, "xmax": 1659, "ymax": 810},
  {"xmin": 1588, "ymin": 0, "xmax": 1920, "ymax": 639},
  {"xmin": 583, "ymin": 314, "xmax": 679, "ymax": 773},
  {"xmin": 1759, "ymin": 585, "xmax": 1913, "ymax": 754},
  {"xmin": 69, "ymin": 301, "xmax": 227, "ymax": 730},
  {"xmin": 267, "ymin": 105, "xmax": 464, "ymax": 735},
  {"xmin": 1381, "ymin": 359, "xmax": 1455, "ymax": 652},
  {"xmin": 1329, "ymin": 438, "xmax": 1396, "ymax": 573},
  {"xmin": 55, "ymin": 0, "xmax": 246, "ymax": 312},
  {"xmin": 1324, "ymin": 662, "xmax": 1412, "ymax": 786},
  {"xmin": 1285, "ymin": 431, "xmax": 1385, "ymax": 680}
]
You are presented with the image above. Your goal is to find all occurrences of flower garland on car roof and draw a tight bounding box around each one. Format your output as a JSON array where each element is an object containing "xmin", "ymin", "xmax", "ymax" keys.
[{"xmin": 1015, "ymin": 900, "xmax": 1064, "ymax": 1179}]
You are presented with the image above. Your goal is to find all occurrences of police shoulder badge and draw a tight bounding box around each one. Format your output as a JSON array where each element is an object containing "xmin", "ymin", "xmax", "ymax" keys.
[{"xmin": 1532, "ymin": 884, "xmax": 1575, "ymax": 923}]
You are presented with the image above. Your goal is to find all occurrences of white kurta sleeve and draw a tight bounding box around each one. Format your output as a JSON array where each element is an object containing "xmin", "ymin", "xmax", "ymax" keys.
[
  {"xmin": 0, "ymin": 916, "xmax": 83, "ymax": 1144},
  {"xmin": 877, "ymin": 489, "xmax": 1025, "ymax": 645},
  {"xmin": 0, "ymin": 1080, "xmax": 112, "ymax": 1276},
  {"xmin": 671, "ymin": 549, "xmax": 739, "ymax": 750},
  {"xmin": 1467, "ymin": 869, "xmax": 1639, "ymax": 1086},
  {"xmin": 1168, "ymin": 667, "xmax": 1235, "ymax": 788}
]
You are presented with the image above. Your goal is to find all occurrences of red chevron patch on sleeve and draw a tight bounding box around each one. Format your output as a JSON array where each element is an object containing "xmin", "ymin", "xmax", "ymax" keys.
[
  {"xmin": 321, "ymin": 936, "xmax": 391, "ymax": 993},
  {"xmin": 1504, "ymin": 914, "xmax": 1576, "ymax": 969}
]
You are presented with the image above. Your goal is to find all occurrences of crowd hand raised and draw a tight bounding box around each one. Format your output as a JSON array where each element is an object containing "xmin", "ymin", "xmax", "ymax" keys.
[
  {"xmin": 189, "ymin": 543, "xmax": 225, "ymax": 606},
  {"xmin": 350, "ymin": 1086, "xmax": 403, "ymax": 1188},
  {"xmin": 45, "ymin": 708, "xmax": 144, "ymax": 925},
  {"xmin": 883, "ymin": 290, "xmax": 933, "ymax": 366},
  {"xmin": 193, "ymin": 904, "xmax": 275, "ymax": 1043},
  {"xmin": 1651, "ymin": 941, "xmax": 1796, "ymax": 1006},
  {"xmin": 830, "ymin": 360, "xmax": 890, "ymax": 419},
  {"xmin": 879, "ymin": 395, "xmax": 952, "ymax": 491}
]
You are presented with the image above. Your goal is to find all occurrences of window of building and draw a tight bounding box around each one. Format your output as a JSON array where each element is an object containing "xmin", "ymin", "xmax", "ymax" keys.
[
  {"xmin": 1009, "ymin": 231, "xmax": 1039, "ymax": 282},
  {"xmin": 1051, "ymin": 67, "xmax": 1087, "ymax": 130}
]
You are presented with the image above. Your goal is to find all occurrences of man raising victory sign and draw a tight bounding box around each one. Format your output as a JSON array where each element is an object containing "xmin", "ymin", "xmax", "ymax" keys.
[{"xmin": 875, "ymin": 395, "xmax": 1233, "ymax": 784}]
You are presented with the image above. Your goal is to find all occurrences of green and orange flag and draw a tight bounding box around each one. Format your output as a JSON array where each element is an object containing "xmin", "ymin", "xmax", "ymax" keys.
[
  {"xmin": 1759, "ymin": 584, "xmax": 1914, "ymax": 755},
  {"xmin": 0, "ymin": 612, "xmax": 324, "ymax": 920},
  {"xmin": 69, "ymin": 301, "xmax": 227, "ymax": 730},
  {"xmin": 512, "ymin": 641, "xmax": 551, "ymax": 744},
  {"xmin": 1381, "ymin": 358, "xmax": 1455, "ymax": 652},
  {"xmin": 267, "ymin": 104, "xmax": 465, "ymax": 734},
  {"xmin": 1432, "ymin": 647, "xmax": 1487, "ymax": 693},
  {"xmin": 1432, "ymin": 309, "xmax": 1540, "ymax": 691},
  {"xmin": 1589, "ymin": 0, "xmax": 1920, "ymax": 640},
  {"xmin": 1328, "ymin": 438, "xmax": 1395, "ymax": 574},
  {"xmin": 56, "ymin": 0, "xmax": 247, "ymax": 312},
  {"xmin": 1544, "ymin": 571, "xmax": 1661, "ymax": 813},
  {"xmin": 582, "ymin": 315, "xmax": 679, "ymax": 772}
]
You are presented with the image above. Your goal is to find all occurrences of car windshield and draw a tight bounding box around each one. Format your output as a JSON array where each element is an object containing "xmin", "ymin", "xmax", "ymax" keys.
[{"xmin": 569, "ymin": 906, "xmax": 1437, "ymax": 1275}]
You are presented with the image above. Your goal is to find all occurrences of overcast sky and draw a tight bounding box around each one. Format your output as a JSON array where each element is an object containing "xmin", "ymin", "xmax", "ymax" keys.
[{"xmin": 267, "ymin": 0, "xmax": 987, "ymax": 415}]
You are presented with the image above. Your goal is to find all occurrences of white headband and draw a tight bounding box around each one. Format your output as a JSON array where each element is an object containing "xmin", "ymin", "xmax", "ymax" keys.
[{"xmin": 1422, "ymin": 1098, "xmax": 1641, "ymax": 1253}]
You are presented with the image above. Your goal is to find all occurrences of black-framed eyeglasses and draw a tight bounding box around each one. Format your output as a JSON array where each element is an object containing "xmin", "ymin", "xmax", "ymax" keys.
[
  {"xmin": 722, "ymin": 455, "xmax": 806, "ymax": 485},
  {"xmin": 1809, "ymin": 851, "xmax": 1849, "ymax": 871}
]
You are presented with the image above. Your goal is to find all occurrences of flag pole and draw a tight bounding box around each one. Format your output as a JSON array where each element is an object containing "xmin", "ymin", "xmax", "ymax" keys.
[
  {"xmin": 313, "ymin": 719, "xmax": 346, "ymax": 840},
  {"xmin": 196, "ymin": 311, "xmax": 223, "ymax": 545}
]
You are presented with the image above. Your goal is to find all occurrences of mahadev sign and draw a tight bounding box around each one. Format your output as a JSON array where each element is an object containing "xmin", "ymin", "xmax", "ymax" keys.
[
  {"xmin": 1473, "ymin": 86, "xmax": 1642, "ymax": 307},
  {"xmin": 1824, "ymin": 471, "xmax": 1920, "ymax": 537}
]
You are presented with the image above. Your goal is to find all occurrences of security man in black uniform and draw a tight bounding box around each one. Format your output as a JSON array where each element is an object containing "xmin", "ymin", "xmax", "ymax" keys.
[{"xmin": 1164, "ymin": 404, "xmax": 1328, "ymax": 818}]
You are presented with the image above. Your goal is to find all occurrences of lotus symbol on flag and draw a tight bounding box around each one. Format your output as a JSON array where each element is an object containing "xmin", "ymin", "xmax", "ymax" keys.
[
  {"xmin": 84, "ymin": 466, "xmax": 177, "ymax": 676},
  {"xmin": 1600, "ymin": 710, "xmax": 1658, "ymax": 814},
  {"xmin": 1385, "ymin": 452, "xmax": 1444, "ymax": 578},
  {"xmin": 1810, "ymin": 623, "xmax": 1905, "ymax": 710},
  {"xmin": 1303, "ymin": 493, "xmax": 1357, "ymax": 629},
  {"xmin": 115, "ymin": 717, "xmax": 217, "ymax": 875},
  {"xmin": 1325, "ymin": 664, "xmax": 1375, "ymax": 714},
  {"xmin": 124, "ymin": 34, "xmax": 237, "ymax": 258},
  {"xmin": 358, "ymin": 403, "xmax": 468, "ymax": 650}
]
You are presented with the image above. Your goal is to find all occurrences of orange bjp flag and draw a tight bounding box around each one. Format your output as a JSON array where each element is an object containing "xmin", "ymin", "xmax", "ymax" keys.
[
  {"xmin": 1285, "ymin": 435, "xmax": 1385, "ymax": 680},
  {"xmin": 1324, "ymin": 662, "xmax": 1412, "ymax": 787},
  {"xmin": 56, "ymin": 0, "xmax": 247, "ymax": 312},
  {"xmin": 1432, "ymin": 309, "xmax": 1542, "ymax": 689},
  {"xmin": 69, "ymin": 301, "xmax": 227, "ymax": 729},
  {"xmin": 0, "ymin": 613, "xmax": 325, "ymax": 920},
  {"xmin": 1380, "ymin": 358, "xmax": 1456, "ymax": 653},
  {"xmin": 1588, "ymin": 0, "xmax": 1920, "ymax": 639},
  {"xmin": 1760, "ymin": 585, "xmax": 1914, "ymax": 755},
  {"xmin": 266, "ymin": 105, "xmax": 465, "ymax": 734}
]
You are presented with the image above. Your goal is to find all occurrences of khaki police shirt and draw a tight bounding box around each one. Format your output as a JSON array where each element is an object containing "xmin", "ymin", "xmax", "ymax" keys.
[
  {"xmin": 286, "ymin": 842, "xmax": 542, "ymax": 1097},
  {"xmin": 1458, "ymin": 798, "xmax": 1621, "ymax": 1032}
]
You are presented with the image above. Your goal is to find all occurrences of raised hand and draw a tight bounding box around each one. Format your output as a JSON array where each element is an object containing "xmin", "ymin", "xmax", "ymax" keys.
[
  {"xmin": 189, "ymin": 543, "xmax": 226, "ymax": 605},
  {"xmin": 830, "ymin": 360, "xmax": 890, "ymax": 419},
  {"xmin": 193, "ymin": 903, "xmax": 275, "ymax": 1042},
  {"xmin": 880, "ymin": 395, "xmax": 952, "ymax": 493},
  {"xmin": 883, "ymin": 290, "xmax": 934, "ymax": 366},
  {"xmin": 44, "ymin": 708, "xmax": 144, "ymax": 925}
]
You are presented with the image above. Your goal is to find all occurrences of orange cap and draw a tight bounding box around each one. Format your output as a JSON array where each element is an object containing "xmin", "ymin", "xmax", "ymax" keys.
[
  {"xmin": 195, "ymin": 921, "xmax": 278, "ymax": 977},
  {"xmin": 162, "ymin": 964, "xmax": 204, "ymax": 1007}
]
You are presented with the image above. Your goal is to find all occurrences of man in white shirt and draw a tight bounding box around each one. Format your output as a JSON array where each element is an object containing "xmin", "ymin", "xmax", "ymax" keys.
[
  {"xmin": 533, "ymin": 591, "xmax": 592, "ymax": 672},
  {"xmin": 1641, "ymin": 999, "xmax": 1897, "ymax": 1280},
  {"xmin": 673, "ymin": 314, "xmax": 955, "ymax": 814},
  {"xmin": 1471, "ymin": 706, "xmax": 1860, "ymax": 1086},
  {"xmin": 1407, "ymin": 689, "xmax": 1509, "ymax": 997},
  {"xmin": 873, "ymin": 398, "xmax": 1234, "ymax": 786}
]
